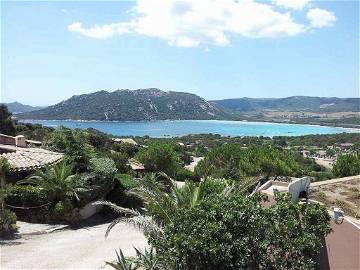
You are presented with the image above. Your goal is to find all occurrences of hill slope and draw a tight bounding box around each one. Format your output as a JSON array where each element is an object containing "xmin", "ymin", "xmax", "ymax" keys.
[
  {"xmin": 18, "ymin": 89, "xmax": 228, "ymax": 121},
  {"xmin": 212, "ymin": 96, "xmax": 360, "ymax": 113},
  {"xmin": 3, "ymin": 102, "xmax": 43, "ymax": 114}
]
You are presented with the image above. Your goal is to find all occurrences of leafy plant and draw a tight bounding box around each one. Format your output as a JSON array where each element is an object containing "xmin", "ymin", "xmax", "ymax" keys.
[
  {"xmin": 106, "ymin": 249, "xmax": 137, "ymax": 270},
  {"xmin": 332, "ymin": 152, "xmax": 360, "ymax": 177},
  {"xmin": 19, "ymin": 162, "xmax": 86, "ymax": 203},
  {"xmin": 0, "ymin": 157, "xmax": 10, "ymax": 187}
]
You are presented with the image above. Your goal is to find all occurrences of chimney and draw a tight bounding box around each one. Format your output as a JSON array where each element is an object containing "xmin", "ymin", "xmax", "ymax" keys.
[{"xmin": 15, "ymin": 135, "xmax": 27, "ymax": 147}]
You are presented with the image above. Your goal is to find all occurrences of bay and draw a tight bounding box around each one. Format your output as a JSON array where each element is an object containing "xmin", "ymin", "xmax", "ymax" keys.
[{"xmin": 20, "ymin": 119, "xmax": 359, "ymax": 138}]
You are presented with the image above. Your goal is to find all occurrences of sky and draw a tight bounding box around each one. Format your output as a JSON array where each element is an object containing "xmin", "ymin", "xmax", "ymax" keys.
[{"xmin": 1, "ymin": 0, "xmax": 359, "ymax": 106}]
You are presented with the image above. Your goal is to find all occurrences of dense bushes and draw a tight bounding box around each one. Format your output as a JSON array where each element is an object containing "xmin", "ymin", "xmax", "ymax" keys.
[
  {"xmin": 135, "ymin": 143, "xmax": 181, "ymax": 177},
  {"xmin": 5, "ymin": 185, "xmax": 48, "ymax": 207},
  {"xmin": 150, "ymin": 193, "xmax": 331, "ymax": 270},
  {"xmin": 195, "ymin": 144, "xmax": 299, "ymax": 180},
  {"xmin": 46, "ymin": 127, "xmax": 90, "ymax": 172},
  {"xmin": 332, "ymin": 152, "xmax": 360, "ymax": 177},
  {"xmin": 107, "ymin": 174, "xmax": 143, "ymax": 209},
  {"xmin": 0, "ymin": 208, "xmax": 17, "ymax": 236}
]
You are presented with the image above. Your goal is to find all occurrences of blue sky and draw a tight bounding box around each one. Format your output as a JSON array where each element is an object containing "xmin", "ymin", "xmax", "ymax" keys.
[{"xmin": 1, "ymin": 0, "xmax": 359, "ymax": 106}]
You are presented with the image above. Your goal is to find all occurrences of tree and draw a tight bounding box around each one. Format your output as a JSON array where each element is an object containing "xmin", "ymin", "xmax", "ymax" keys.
[
  {"xmin": 0, "ymin": 104, "xmax": 16, "ymax": 136},
  {"xmin": 332, "ymin": 152, "xmax": 360, "ymax": 177},
  {"xmin": 20, "ymin": 162, "xmax": 86, "ymax": 203},
  {"xmin": 135, "ymin": 143, "xmax": 181, "ymax": 176},
  {"xmin": 0, "ymin": 157, "xmax": 10, "ymax": 188},
  {"xmin": 195, "ymin": 145, "xmax": 298, "ymax": 180},
  {"xmin": 46, "ymin": 127, "xmax": 90, "ymax": 172}
]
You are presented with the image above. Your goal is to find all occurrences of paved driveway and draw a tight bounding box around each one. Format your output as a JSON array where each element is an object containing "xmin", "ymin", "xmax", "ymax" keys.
[{"xmin": 1, "ymin": 221, "xmax": 147, "ymax": 269}]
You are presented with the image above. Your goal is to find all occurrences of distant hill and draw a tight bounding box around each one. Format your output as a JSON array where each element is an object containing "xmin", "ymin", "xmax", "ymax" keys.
[
  {"xmin": 3, "ymin": 102, "xmax": 43, "ymax": 114},
  {"xmin": 18, "ymin": 89, "xmax": 228, "ymax": 121},
  {"xmin": 212, "ymin": 96, "xmax": 360, "ymax": 113}
]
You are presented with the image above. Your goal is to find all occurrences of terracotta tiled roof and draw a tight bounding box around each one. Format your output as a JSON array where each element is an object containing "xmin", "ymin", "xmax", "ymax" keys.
[
  {"xmin": 112, "ymin": 138, "xmax": 138, "ymax": 145},
  {"xmin": 0, "ymin": 144, "xmax": 64, "ymax": 172},
  {"xmin": 128, "ymin": 158, "xmax": 145, "ymax": 171}
]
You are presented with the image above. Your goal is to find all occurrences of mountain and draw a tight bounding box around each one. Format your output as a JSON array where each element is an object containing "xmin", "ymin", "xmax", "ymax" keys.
[
  {"xmin": 212, "ymin": 96, "xmax": 360, "ymax": 113},
  {"xmin": 17, "ymin": 89, "xmax": 228, "ymax": 121},
  {"xmin": 3, "ymin": 102, "xmax": 43, "ymax": 114}
]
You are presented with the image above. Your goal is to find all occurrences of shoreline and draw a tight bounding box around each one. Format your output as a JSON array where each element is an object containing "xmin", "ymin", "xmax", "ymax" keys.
[
  {"xmin": 18, "ymin": 118, "xmax": 360, "ymax": 132},
  {"xmin": 18, "ymin": 119, "xmax": 360, "ymax": 138}
]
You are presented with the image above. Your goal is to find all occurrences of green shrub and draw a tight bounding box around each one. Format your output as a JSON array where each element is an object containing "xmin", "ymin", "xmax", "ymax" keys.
[
  {"xmin": 333, "ymin": 153, "xmax": 360, "ymax": 177},
  {"xmin": 89, "ymin": 157, "xmax": 118, "ymax": 177},
  {"xmin": 52, "ymin": 200, "xmax": 73, "ymax": 221},
  {"xmin": 5, "ymin": 185, "xmax": 50, "ymax": 222},
  {"xmin": 107, "ymin": 174, "xmax": 143, "ymax": 209},
  {"xmin": 6, "ymin": 185, "xmax": 49, "ymax": 207},
  {"xmin": 135, "ymin": 143, "xmax": 181, "ymax": 177},
  {"xmin": 175, "ymin": 168, "xmax": 198, "ymax": 182},
  {"xmin": 116, "ymin": 174, "xmax": 138, "ymax": 190},
  {"xmin": 151, "ymin": 193, "xmax": 331, "ymax": 270},
  {"xmin": 0, "ymin": 208, "xmax": 17, "ymax": 236}
]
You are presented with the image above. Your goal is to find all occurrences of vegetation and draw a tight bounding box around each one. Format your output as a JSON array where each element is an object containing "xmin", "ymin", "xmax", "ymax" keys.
[
  {"xmin": 20, "ymin": 162, "xmax": 86, "ymax": 203},
  {"xmin": 103, "ymin": 178, "xmax": 331, "ymax": 270},
  {"xmin": 195, "ymin": 145, "xmax": 298, "ymax": 180},
  {"xmin": 17, "ymin": 89, "xmax": 227, "ymax": 121},
  {"xmin": 152, "ymin": 193, "xmax": 331, "ymax": 270},
  {"xmin": 332, "ymin": 152, "xmax": 360, "ymax": 177},
  {"xmin": 0, "ymin": 104, "xmax": 16, "ymax": 136},
  {"xmin": 135, "ymin": 143, "xmax": 182, "ymax": 177},
  {"xmin": 0, "ymin": 186, "xmax": 17, "ymax": 236},
  {"xmin": 0, "ymin": 157, "xmax": 10, "ymax": 188},
  {"xmin": 46, "ymin": 127, "xmax": 90, "ymax": 172}
]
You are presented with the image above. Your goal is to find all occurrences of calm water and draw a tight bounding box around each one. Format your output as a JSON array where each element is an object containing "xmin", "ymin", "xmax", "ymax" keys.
[{"xmin": 20, "ymin": 119, "xmax": 359, "ymax": 138}]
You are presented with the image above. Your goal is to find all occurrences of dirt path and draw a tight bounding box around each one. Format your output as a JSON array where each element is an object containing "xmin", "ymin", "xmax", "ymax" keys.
[
  {"xmin": 1, "ymin": 221, "xmax": 147, "ymax": 269},
  {"xmin": 185, "ymin": 157, "xmax": 204, "ymax": 172}
]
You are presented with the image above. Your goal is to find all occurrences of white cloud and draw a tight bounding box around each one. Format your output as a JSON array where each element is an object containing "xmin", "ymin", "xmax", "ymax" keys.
[
  {"xmin": 68, "ymin": 22, "xmax": 133, "ymax": 39},
  {"xmin": 306, "ymin": 8, "xmax": 337, "ymax": 28},
  {"xmin": 272, "ymin": 0, "xmax": 311, "ymax": 10},
  {"xmin": 68, "ymin": 0, "xmax": 336, "ymax": 47}
]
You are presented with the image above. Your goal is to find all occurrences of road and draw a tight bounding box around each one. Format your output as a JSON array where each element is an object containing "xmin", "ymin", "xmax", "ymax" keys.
[{"xmin": 0, "ymin": 220, "xmax": 147, "ymax": 269}]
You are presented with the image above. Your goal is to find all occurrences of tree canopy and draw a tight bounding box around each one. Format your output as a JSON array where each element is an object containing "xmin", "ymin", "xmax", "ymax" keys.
[
  {"xmin": 135, "ymin": 143, "xmax": 181, "ymax": 177},
  {"xmin": 0, "ymin": 105, "xmax": 16, "ymax": 136},
  {"xmin": 332, "ymin": 152, "xmax": 360, "ymax": 177},
  {"xmin": 195, "ymin": 144, "xmax": 299, "ymax": 180}
]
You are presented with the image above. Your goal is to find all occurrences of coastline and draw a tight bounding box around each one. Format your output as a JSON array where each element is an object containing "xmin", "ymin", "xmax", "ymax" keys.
[{"xmin": 18, "ymin": 119, "xmax": 360, "ymax": 138}]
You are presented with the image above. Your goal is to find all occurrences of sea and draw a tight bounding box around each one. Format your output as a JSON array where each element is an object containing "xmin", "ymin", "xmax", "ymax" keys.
[{"xmin": 20, "ymin": 119, "xmax": 359, "ymax": 138}]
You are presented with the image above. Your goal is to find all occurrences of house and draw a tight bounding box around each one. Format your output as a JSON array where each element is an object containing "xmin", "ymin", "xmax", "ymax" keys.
[
  {"xmin": 0, "ymin": 134, "xmax": 64, "ymax": 181},
  {"xmin": 128, "ymin": 158, "xmax": 145, "ymax": 177},
  {"xmin": 112, "ymin": 138, "xmax": 138, "ymax": 145}
]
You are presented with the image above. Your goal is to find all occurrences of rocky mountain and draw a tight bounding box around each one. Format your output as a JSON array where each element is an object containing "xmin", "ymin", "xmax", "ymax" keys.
[
  {"xmin": 17, "ymin": 89, "xmax": 228, "ymax": 121},
  {"xmin": 3, "ymin": 102, "xmax": 43, "ymax": 114},
  {"xmin": 212, "ymin": 96, "xmax": 360, "ymax": 113}
]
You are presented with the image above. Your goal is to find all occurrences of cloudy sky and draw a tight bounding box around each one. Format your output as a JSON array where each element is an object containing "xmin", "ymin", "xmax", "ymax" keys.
[{"xmin": 1, "ymin": 0, "xmax": 358, "ymax": 106}]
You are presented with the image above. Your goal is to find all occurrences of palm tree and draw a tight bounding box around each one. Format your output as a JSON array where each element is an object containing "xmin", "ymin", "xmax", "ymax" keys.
[
  {"xmin": 19, "ymin": 162, "xmax": 86, "ymax": 203},
  {"xmin": 97, "ymin": 173, "xmax": 257, "ymax": 238}
]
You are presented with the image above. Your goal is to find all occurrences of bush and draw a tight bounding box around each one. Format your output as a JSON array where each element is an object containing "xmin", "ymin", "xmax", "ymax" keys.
[
  {"xmin": 109, "ymin": 152, "xmax": 130, "ymax": 173},
  {"xmin": 0, "ymin": 208, "xmax": 17, "ymax": 236},
  {"xmin": 6, "ymin": 185, "xmax": 49, "ymax": 207},
  {"xmin": 5, "ymin": 185, "xmax": 50, "ymax": 222},
  {"xmin": 195, "ymin": 145, "xmax": 299, "ymax": 180},
  {"xmin": 174, "ymin": 168, "xmax": 198, "ymax": 182},
  {"xmin": 51, "ymin": 200, "xmax": 73, "ymax": 221},
  {"xmin": 151, "ymin": 193, "xmax": 331, "ymax": 270},
  {"xmin": 107, "ymin": 174, "xmax": 143, "ymax": 209},
  {"xmin": 332, "ymin": 153, "xmax": 360, "ymax": 177},
  {"xmin": 135, "ymin": 143, "xmax": 181, "ymax": 177}
]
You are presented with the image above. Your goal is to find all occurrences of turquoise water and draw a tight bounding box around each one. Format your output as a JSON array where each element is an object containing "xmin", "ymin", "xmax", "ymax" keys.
[{"xmin": 21, "ymin": 120, "xmax": 358, "ymax": 138}]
